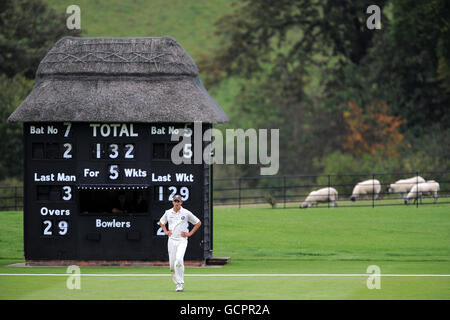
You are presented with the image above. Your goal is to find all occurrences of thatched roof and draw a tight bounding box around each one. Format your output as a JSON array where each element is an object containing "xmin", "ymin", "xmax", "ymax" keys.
[{"xmin": 8, "ymin": 36, "xmax": 228, "ymax": 124}]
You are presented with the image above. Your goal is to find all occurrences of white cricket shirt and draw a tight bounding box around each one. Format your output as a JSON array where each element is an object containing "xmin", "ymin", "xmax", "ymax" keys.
[{"xmin": 159, "ymin": 206, "xmax": 200, "ymax": 240}]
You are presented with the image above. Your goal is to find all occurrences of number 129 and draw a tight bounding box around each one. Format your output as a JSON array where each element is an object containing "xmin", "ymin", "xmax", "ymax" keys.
[{"xmin": 156, "ymin": 186, "xmax": 189, "ymax": 201}]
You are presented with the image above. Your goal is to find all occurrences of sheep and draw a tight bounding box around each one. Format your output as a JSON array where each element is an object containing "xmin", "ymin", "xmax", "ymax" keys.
[
  {"xmin": 387, "ymin": 176, "xmax": 425, "ymax": 199},
  {"xmin": 405, "ymin": 181, "xmax": 440, "ymax": 205},
  {"xmin": 350, "ymin": 179, "xmax": 381, "ymax": 202},
  {"xmin": 300, "ymin": 187, "xmax": 338, "ymax": 208}
]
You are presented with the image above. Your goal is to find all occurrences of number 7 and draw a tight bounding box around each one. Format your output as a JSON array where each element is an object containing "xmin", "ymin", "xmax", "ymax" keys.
[{"xmin": 63, "ymin": 122, "xmax": 72, "ymax": 137}]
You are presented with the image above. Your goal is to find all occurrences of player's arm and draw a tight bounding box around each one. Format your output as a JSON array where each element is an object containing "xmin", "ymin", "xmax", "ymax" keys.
[
  {"xmin": 159, "ymin": 221, "xmax": 172, "ymax": 236},
  {"xmin": 159, "ymin": 213, "xmax": 172, "ymax": 236},
  {"xmin": 182, "ymin": 220, "xmax": 201, "ymax": 238}
]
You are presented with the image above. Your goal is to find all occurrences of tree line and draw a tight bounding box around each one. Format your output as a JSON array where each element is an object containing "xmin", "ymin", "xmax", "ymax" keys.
[
  {"xmin": 200, "ymin": 0, "xmax": 450, "ymax": 177},
  {"xmin": 0, "ymin": 0, "xmax": 80, "ymax": 183},
  {"xmin": 0, "ymin": 0, "xmax": 449, "ymax": 184}
]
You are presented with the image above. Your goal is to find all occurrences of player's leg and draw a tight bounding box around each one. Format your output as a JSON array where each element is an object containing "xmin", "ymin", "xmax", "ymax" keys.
[
  {"xmin": 174, "ymin": 240, "xmax": 188, "ymax": 288},
  {"xmin": 167, "ymin": 239, "xmax": 177, "ymax": 284}
]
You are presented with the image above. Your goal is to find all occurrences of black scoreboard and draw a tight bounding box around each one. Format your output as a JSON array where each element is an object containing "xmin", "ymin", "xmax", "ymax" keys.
[{"xmin": 23, "ymin": 122, "xmax": 212, "ymax": 262}]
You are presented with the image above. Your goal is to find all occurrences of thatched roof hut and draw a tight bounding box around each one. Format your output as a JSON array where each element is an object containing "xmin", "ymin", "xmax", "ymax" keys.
[{"xmin": 8, "ymin": 36, "xmax": 228, "ymax": 123}]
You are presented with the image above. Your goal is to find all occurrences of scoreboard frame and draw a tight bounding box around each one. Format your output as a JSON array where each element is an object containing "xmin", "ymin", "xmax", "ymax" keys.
[{"xmin": 23, "ymin": 122, "xmax": 213, "ymax": 264}]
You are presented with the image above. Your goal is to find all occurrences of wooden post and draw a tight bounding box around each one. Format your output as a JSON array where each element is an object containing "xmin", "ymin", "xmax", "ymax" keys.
[
  {"xmin": 416, "ymin": 171, "xmax": 419, "ymax": 208},
  {"xmin": 328, "ymin": 175, "xmax": 331, "ymax": 208},
  {"xmin": 372, "ymin": 173, "xmax": 375, "ymax": 208},
  {"xmin": 238, "ymin": 177, "xmax": 242, "ymax": 209}
]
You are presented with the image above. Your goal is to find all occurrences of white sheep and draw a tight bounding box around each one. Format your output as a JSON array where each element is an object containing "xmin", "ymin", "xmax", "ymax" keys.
[
  {"xmin": 405, "ymin": 181, "xmax": 440, "ymax": 205},
  {"xmin": 300, "ymin": 187, "xmax": 338, "ymax": 208},
  {"xmin": 387, "ymin": 176, "xmax": 425, "ymax": 199},
  {"xmin": 350, "ymin": 179, "xmax": 381, "ymax": 202}
]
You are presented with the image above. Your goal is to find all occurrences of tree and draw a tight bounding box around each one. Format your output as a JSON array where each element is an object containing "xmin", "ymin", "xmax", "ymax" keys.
[
  {"xmin": 0, "ymin": 75, "xmax": 34, "ymax": 180},
  {"xmin": 221, "ymin": 58, "xmax": 347, "ymax": 176},
  {"xmin": 203, "ymin": 0, "xmax": 449, "ymax": 178},
  {"xmin": 339, "ymin": 0, "xmax": 450, "ymax": 135},
  {"xmin": 201, "ymin": 0, "xmax": 389, "ymax": 176},
  {"xmin": 199, "ymin": 0, "xmax": 388, "ymax": 87},
  {"xmin": 343, "ymin": 102, "xmax": 405, "ymax": 157},
  {"xmin": 0, "ymin": 0, "xmax": 80, "ymax": 180},
  {"xmin": 0, "ymin": 0, "xmax": 81, "ymax": 79},
  {"xmin": 389, "ymin": 0, "xmax": 450, "ymax": 131}
]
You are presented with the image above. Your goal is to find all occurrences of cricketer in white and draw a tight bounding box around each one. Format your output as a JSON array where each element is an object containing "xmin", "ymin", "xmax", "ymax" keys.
[{"xmin": 159, "ymin": 195, "xmax": 202, "ymax": 292}]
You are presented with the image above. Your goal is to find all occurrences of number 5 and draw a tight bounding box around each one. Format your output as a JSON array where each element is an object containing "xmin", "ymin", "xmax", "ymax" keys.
[
  {"xmin": 108, "ymin": 165, "xmax": 119, "ymax": 180},
  {"xmin": 183, "ymin": 143, "xmax": 192, "ymax": 158}
]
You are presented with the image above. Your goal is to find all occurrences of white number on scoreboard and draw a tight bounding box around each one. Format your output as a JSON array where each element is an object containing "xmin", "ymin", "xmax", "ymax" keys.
[
  {"xmin": 157, "ymin": 186, "xmax": 190, "ymax": 201},
  {"xmin": 42, "ymin": 220, "xmax": 69, "ymax": 236}
]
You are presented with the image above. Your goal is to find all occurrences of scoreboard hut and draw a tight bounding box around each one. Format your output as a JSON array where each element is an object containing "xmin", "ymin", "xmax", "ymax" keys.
[{"xmin": 8, "ymin": 36, "xmax": 228, "ymax": 265}]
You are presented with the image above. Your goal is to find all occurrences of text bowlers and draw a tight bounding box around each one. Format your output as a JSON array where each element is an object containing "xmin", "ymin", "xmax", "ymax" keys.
[{"xmin": 159, "ymin": 195, "xmax": 201, "ymax": 292}]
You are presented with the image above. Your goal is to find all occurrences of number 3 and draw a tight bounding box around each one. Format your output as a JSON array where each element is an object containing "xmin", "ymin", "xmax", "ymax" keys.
[
  {"xmin": 108, "ymin": 144, "xmax": 119, "ymax": 159},
  {"xmin": 62, "ymin": 186, "xmax": 72, "ymax": 201}
]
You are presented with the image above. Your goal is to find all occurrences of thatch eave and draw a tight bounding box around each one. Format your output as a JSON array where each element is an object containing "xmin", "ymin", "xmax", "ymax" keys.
[{"xmin": 8, "ymin": 36, "xmax": 228, "ymax": 124}]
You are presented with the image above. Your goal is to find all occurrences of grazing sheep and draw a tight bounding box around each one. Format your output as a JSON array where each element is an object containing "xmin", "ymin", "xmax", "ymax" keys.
[
  {"xmin": 300, "ymin": 187, "xmax": 338, "ymax": 208},
  {"xmin": 387, "ymin": 176, "xmax": 425, "ymax": 199},
  {"xmin": 405, "ymin": 181, "xmax": 440, "ymax": 205},
  {"xmin": 350, "ymin": 179, "xmax": 381, "ymax": 202}
]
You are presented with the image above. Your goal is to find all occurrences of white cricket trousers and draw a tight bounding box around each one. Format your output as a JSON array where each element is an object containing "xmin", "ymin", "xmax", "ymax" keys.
[{"xmin": 168, "ymin": 238, "xmax": 188, "ymax": 284}]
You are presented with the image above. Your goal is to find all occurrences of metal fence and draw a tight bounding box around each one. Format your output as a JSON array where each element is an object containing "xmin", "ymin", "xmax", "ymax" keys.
[
  {"xmin": 213, "ymin": 171, "xmax": 450, "ymax": 208},
  {"xmin": 0, "ymin": 185, "xmax": 23, "ymax": 211},
  {"xmin": 1, "ymin": 171, "xmax": 449, "ymax": 210}
]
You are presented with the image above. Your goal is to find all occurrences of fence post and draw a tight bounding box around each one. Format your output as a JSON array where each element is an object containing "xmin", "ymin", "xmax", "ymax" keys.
[
  {"xmin": 238, "ymin": 177, "xmax": 242, "ymax": 209},
  {"xmin": 328, "ymin": 175, "xmax": 330, "ymax": 208},
  {"xmin": 283, "ymin": 176, "xmax": 286, "ymax": 209},
  {"xmin": 14, "ymin": 186, "xmax": 18, "ymax": 211},
  {"xmin": 372, "ymin": 173, "xmax": 375, "ymax": 208},
  {"xmin": 416, "ymin": 171, "xmax": 419, "ymax": 208}
]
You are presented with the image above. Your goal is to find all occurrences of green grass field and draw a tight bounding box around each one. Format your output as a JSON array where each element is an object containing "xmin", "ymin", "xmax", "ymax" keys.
[{"xmin": 0, "ymin": 204, "xmax": 449, "ymax": 300}]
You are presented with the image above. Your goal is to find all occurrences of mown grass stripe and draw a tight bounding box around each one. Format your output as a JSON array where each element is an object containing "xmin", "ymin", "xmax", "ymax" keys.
[{"xmin": 1, "ymin": 273, "xmax": 449, "ymax": 277}]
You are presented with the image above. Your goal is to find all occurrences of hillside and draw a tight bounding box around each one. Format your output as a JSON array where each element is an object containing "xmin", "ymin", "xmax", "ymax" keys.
[
  {"xmin": 45, "ymin": 0, "xmax": 237, "ymax": 121},
  {"xmin": 46, "ymin": 0, "xmax": 232, "ymax": 60}
]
